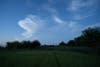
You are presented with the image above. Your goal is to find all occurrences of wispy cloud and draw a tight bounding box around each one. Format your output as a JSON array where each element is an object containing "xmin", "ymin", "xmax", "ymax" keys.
[
  {"xmin": 18, "ymin": 15, "xmax": 42, "ymax": 38},
  {"xmin": 43, "ymin": 4, "xmax": 58, "ymax": 15},
  {"xmin": 68, "ymin": 0, "xmax": 82, "ymax": 12},
  {"xmin": 52, "ymin": 16, "xmax": 82, "ymax": 33},
  {"xmin": 68, "ymin": 21, "xmax": 100, "ymax": 33},
  {"xmin": 83, "ymin": 22, "xmax": 100, "ymax": 30},
  {"xmin": 67, "ymin": 21, "xmax": 82, "ymax": 33},
  {"xmin": 68, "ymin": 0, "xmax": 97, "ymax": 12},
  {"xmin": 48, "ymin": 0, "xmax": 53, "ymax": 4},
  {"xmin": 67, "ymin": 0, "xmax": 98, "ymax": 20},
  {"xmin": 68, "ymin": 21, "xmax": 77, "ymax": 28},
  {"xmin": 73, "ymin": 13, "xmax": 93, "ymax": 20},
  {"xmin": 53, "ymin": 16, "xmax": 65, "ymax": 24}
]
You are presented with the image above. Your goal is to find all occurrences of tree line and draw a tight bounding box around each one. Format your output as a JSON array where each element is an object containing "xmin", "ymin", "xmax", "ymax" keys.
[
  {"xmin": 0, "ymin": 27, "xmax": 100, "ymax": 50},
  {"xmin": 59, "ymin": 27, "xmax": 100, "ymax": 48},
  {"xmin": 6, "ymin": 40, "xmax": 41, "ymax": 49}
]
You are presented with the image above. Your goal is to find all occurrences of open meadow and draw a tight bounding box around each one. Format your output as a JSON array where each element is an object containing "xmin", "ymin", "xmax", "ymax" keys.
[{"xmin": 0, "ymin": 50, "xmax": 100, "ymax": 67}]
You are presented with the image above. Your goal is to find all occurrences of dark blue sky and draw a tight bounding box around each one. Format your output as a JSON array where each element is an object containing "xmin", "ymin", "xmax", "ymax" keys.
[{"xmin": 0, "ymin": 0, "xmax": 100, "ymax": 46}]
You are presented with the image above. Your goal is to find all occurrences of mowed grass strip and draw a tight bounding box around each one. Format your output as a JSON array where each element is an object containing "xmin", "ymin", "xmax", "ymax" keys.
[
  {"xmin": 53, "ymin": 52, "xmax": 61, "ymax": 67},
  {"xmin": 0, "ymin": 50, "xmax": 100, "ymax": 67},
  {"xmin": 0, "ymin": 50, "xmax": 47, "ymax": 67},
  {"xmin": 55, "ymin": 51, "xmax": 100, "ymax": 67},
  {"xmin": 39, "ymin": 51, "xmax": 58, "ymax": 67}
]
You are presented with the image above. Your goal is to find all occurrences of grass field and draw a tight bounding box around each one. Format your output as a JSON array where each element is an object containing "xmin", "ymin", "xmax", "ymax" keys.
[{"xmin": 0, "ymin": 50, "xmax": 100, "ymax": 67}]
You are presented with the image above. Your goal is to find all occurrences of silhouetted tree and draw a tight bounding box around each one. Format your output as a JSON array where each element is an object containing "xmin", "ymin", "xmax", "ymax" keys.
[
  {"xmin": 6, "ymin": 40, "xmax": 41, "ymax": 49},
  {"xmin": 67, "ymin": 27, "xmax": 100, "ymax": 48},
  {"xmin": 31, "ymin": 40, "xmax": 41, "ymax": 48},
  {"xmin": 67, "ymin": 40, "xmax": 75, "ymax": 46},
  {"xmin": 7, "ymin": 42, "xmax": 13, "ymax": 49},
  {"xmin": 0, "ymin": 46, "xmax": 5, "ymax": 50},
  {"xmin": 74, "ymin": 36, "xmax": 86, "ymax": 47},
  {"xmin": 6, "ymin": 41, "xmax": 21, "ymax": 49},
  {"xmin": 59, "ymin": 41, "xmax": 66, "ymax": 46},
  {"xmin": 21, "ymin": 41, "xmax": 31, "ymax": 49},
  {"xmin": 82, "ymin": 27, "xmax": 100, "ymax": 47}
]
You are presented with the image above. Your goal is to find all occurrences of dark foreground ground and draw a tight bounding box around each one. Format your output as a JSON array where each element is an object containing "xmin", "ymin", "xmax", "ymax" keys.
[{"xmin": 0, "ymin": 49, "xmax": 100, "ymax": 67}]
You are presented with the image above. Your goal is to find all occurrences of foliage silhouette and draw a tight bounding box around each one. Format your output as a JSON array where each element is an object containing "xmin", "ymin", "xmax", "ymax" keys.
[
  {"xmin": 6, "ymin": 40, "xmax": 41, "ymax": 49},
  {"xmin": 66, "ymin": 27, "xmax": 100, "ymax": 48},
  {"xmin": 5, "ymin": 26, "xmax": 100, "ymax": 54},
  {"xmin": 59, "ymin": 41, "xmax": 66, "ymax": 46},
  {"xmin": 30, "ymin": 40, "xmax": 41, "ymax": 49}
]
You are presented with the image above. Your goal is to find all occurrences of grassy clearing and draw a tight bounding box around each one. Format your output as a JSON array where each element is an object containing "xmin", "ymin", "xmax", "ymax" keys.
[{"xmin": 0, "ymin": 50, "xmax": 100, "ymax": 67}]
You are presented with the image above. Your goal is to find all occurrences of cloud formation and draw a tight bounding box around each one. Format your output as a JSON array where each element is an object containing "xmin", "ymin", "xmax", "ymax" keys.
[
  {"xmin": 68, "ymin": 0, "xmax": 98, "ymax": 20},
  {"xmin": 18, "ymin": 15, "xmax": 42, "ymax": 38},
  {"xmin": 18, "ymin": 0, "xmax": 99, "ymax": 43}
]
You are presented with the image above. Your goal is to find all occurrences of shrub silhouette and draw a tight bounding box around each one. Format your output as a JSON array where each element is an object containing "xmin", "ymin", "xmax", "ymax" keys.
[
  {"xmin": 67, "ymin": 40, "xmax": 75, "ymax": 46},
  {"xmin": 6, "ymin": 41, "xmax": 21, "ymax": 49},
  {"xmin": 6, "ymin": 40, "xmax": 41, "ymax": 49},
  {"xmin": 59, "ymin": 41, "xmax": 66, "ymax": 46},
  {"xmin": 31, "ymin": 40, "xmax": 41, "ymax": 48}
]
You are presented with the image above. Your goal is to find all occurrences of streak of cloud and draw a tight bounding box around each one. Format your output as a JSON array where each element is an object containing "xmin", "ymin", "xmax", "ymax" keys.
[
  {"xmin": 68, "ymin": 0, "xmax": 97, "ymax": 12},
  {"xmin": 67, "ymin": 0, "xmax": 98, "ymax": 20},
  {"xmin": 53, "ymin": 16, "xmax": 65, "ymax": 24}
]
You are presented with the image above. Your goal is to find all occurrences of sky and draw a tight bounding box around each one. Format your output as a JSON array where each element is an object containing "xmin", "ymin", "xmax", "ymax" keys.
[{"xmin": 0, "ymin": 0, "xmax": 100, "ymax": 46}]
